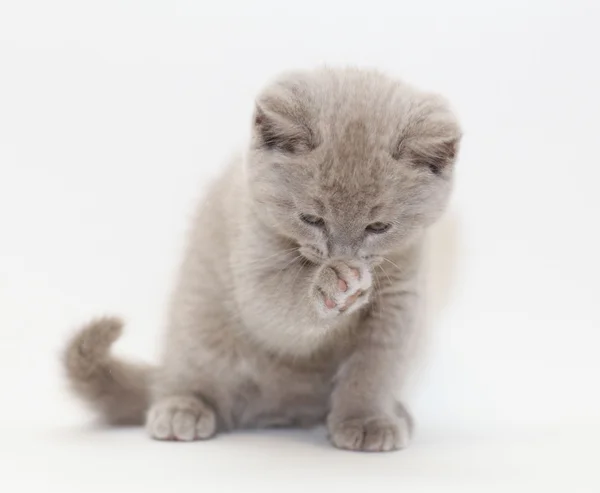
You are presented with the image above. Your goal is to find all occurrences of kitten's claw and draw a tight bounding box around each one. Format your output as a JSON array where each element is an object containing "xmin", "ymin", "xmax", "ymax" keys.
[
  {"xmin": 311, "ymin": 259, "xmax": 372, "ymax": 318},
  {"xmin": 328, "ymin": 415, "xmax": 410, "ymax": 452},
  {"xmin": 147, "ymin": 395, "xmax": 217, "ymax": 441}
]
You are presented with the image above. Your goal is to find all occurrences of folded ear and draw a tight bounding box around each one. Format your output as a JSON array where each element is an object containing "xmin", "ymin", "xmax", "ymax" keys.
[
  {"xmin": 394, "ymin": 97, "xmax": 462, "ymax": 175},
  {"xmin": 252, "ymin": 79, "xmax": 319, "ymax": 154},
  {"xmin": 399, "ymin": 134, "xmax": 461, "ymax": 175}
]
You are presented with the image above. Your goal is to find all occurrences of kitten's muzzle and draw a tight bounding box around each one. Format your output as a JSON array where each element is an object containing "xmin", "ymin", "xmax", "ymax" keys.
[
  {"xmin": 300, "ymin": 244, "xmax": 381, "ymax": 269},
  {"xmin": 299, "ymin": 245, "xmax": 327, "ymax": 264}
]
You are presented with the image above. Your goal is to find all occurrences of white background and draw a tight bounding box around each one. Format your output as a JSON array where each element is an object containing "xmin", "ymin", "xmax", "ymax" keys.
[{"xmin": 1, "ymin": 1, "xmax": 599, "ymax": 491}]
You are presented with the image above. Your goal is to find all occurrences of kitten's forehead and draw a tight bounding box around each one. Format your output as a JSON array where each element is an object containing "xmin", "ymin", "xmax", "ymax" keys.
[
  {"xmin": 312, "ymin": 119, "xmax": 399, "ymax": 211},
  {"xmin": 334, "ymin": 120, "xmax": 379, "ymax": 164}
]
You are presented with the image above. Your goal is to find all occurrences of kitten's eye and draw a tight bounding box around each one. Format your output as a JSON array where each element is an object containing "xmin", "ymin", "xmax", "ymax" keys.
[
  {"xmin": 300, "ymin": 214, "xmax": 325, "ymax": 227},
  {"xmin": 366, "ymin": 222, "xmax": 391, "ymax": 234}
]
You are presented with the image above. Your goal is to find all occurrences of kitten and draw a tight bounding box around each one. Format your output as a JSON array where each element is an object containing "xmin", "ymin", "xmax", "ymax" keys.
[{"xmin": 64, "ymin": 67, "xmax": 461, "ymax": 452}]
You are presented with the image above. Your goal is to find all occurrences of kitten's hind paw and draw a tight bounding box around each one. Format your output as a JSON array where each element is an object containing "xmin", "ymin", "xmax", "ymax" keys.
[{"xmin": 147, "ymin": 395, "xmax": 217, "ymax": 441}]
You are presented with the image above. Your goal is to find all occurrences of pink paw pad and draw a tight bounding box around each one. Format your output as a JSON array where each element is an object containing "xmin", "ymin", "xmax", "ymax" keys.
[{"xmin": 311, "ymin": 260, "xmax": 373, "ymax": 318}]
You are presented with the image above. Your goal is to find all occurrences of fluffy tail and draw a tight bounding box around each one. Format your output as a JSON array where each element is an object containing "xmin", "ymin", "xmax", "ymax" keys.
[{"xmin": 63, "ymin": 317, "xmax": 153, "ymax": 425}]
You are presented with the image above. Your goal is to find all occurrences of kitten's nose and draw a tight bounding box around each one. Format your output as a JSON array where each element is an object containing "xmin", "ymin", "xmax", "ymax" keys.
[{"xmin": 329, "ymin": 242, "xmax": 357, "ymax": 258}]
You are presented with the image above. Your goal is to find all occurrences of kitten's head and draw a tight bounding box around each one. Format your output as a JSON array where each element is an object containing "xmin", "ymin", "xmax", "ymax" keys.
[{"xmin": 245, "ymin": 68, "xmax": 461, "ymax": 264}]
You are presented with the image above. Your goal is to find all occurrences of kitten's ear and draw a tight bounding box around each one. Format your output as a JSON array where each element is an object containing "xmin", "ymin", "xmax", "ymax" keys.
[
  {"xmin": 252, "ymin": 82, "xmax": 319, "ymax": 154},
  {"xmin": 394, "ymin": 98, "xmax": 462, "ymax": 175},
  {"xmin": 398, "ymin": 134, "xmax": 461, "ymax": 175}
]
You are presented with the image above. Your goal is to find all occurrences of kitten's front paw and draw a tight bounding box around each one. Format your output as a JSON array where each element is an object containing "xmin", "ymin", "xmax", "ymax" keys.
[
  {"xmin": 147, "ymin": 395, "xmax": 217, "ymax": 441},
  {"xmin": 311, "ymin": 259, "xmax": 372, "ymax": 318},
  {"xmin": 328, "ymin": 415, "xmax": 410, "ymax": 452}
]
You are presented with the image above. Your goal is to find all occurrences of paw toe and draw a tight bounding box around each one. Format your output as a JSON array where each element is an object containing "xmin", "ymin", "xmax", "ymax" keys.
[
  {"xmin": 195, "ymin": 410, "xmax": 217, "ymax": 439},
  {"xmin": 330, "ymin": 420, "xmax": 365, "ymax": 450},
  {"xmin": 148, "ymin": 408, "xmax": 173, "ymax": 440},
  {"xmin": 172, "ymin": 410, "xmax": 197, "ymax": 441}
]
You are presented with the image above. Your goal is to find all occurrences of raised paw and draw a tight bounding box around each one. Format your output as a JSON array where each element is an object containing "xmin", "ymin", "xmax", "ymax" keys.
[
  {"xmin": 328, "ymin": 415, "xmax": 410, "ymax": 452},
  {"xmin": 146, "ymin": 395, "xmax": 217, "ymax": 442},
  {"xmin": 311, "ymin": 259, "xmax": 372, "ymax": 318}
]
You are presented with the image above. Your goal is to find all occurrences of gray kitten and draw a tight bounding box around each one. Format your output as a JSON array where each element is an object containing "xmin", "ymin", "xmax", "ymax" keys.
[{"xmin": 64, "ymin": 67, "xmax": 461, "ymax": 452}]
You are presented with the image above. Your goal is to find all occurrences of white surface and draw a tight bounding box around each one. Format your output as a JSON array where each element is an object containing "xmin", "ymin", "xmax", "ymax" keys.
[
  {"xmin": 5, "ymin": 423, "xmax": 600, "ymax": 492},
  {"xmin": 1, "ymin": 1, "xmax": 599, "ymax": 491}
]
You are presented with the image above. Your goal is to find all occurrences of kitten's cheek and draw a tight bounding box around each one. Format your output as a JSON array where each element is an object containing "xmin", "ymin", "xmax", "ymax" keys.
[
  {"xmin": 361, "ymin": 254, "xmax": 383, "ymax": 267},
  {"xmin": 300, "ymin": 245, "xmax": 327, "ymax": 264}
]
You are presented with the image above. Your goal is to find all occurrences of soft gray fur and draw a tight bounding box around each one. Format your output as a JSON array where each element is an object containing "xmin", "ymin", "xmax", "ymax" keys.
[{"xmin": 64, "ymin": 67, "xmax": 461, "ymax": 452}]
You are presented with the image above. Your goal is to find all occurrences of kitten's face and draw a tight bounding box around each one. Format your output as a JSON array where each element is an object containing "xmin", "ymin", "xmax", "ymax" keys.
[{"xmin": 246, "ymin": 68, "xmax": 460, "ymax": 264}]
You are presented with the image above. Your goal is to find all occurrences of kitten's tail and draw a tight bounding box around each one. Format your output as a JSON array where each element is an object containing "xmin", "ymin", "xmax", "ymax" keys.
[{"xmin": 63, "ymin": 317, "xmax": 153, "ymax": 425}]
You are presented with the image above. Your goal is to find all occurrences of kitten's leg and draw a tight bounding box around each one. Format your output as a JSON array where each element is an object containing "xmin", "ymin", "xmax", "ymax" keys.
[
  {"xmin": 145, "ymin": 289, "xmax": 230, "ymax": 441},
  {"xmin": 325, "ymin": 257, "xmax": 420, "ymax": 452},
  {"xmin": 146, "ymin": 354, "xmax": 222, "ymax": 441},
  {"xmin": 326, "ymin": 345, "xmax": 414, "ymax": 452}
]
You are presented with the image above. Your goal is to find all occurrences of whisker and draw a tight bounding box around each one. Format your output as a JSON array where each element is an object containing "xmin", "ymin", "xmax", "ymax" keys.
[
  {"xmin": 279, "ymin": 254, "xmax": 303, "ymax": 273},
  {"xmin": 284, "ymin": 257, "xmax": 310, "ymax": 321},
  {"xmin": 229, "ymin": 247, "xmax": 300, "ymax": 274},
  {"xmin": 232, "ymin": 247, "xmax": 299, "ymax": 267},
  {"xmin": 290, "ymin": 256, "xmax": 308, "ymax": 286},
  {"xmin": 382, "ymin": 256, "xmax": 402, "ymax": 272},
  {"xmin": 377, "ymin": 263, "xmax": 393, "ymax": 286},
  {"xmin": 374, "ymin": 265, "xmax": 385, "ymax": 321}
]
